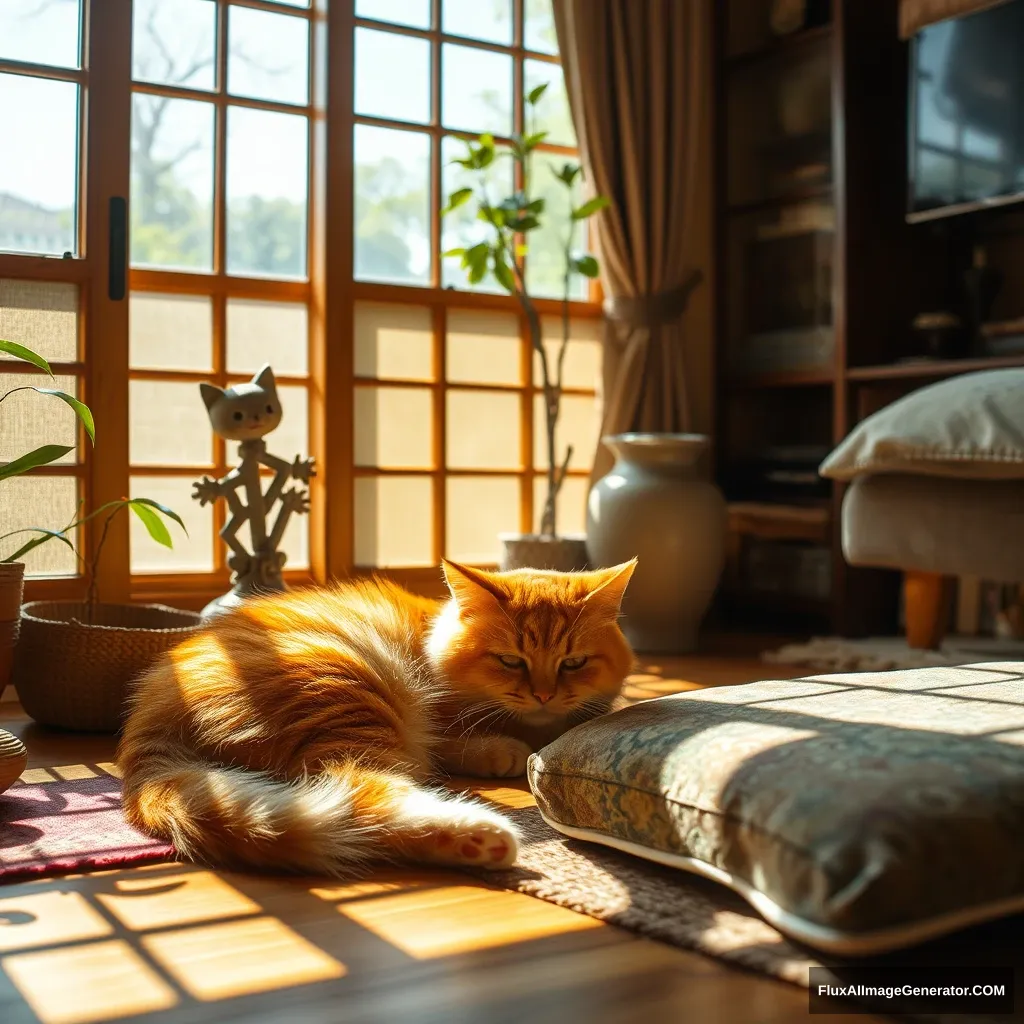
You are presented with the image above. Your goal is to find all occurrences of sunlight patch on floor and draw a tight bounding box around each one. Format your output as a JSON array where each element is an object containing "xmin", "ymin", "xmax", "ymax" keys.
[
  {"xmin": 97, "ymin": 871, "xmax": 262, "ymax": 932},
  {"xmin": 335, "ymin": 882, "xmax": 602, "ymax": 959},
  {"xmin": 0, "ymin": 891, "xmax": 113, "ymax": 953},
  {"xmin": 3, "ymin": 939, "xmax": 178, "ymax": 1024},
  {"xmin": 141, "ymin": 916, "xmax": 347, "ymax": 1001}
]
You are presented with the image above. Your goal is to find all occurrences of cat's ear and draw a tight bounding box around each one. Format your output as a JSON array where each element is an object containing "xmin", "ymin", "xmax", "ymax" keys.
[
  {"xmin": 253, "ymin": 364, "xmax": 276, "ymax": 392},
  {"xmin": 583, "ymin": 559, "xmax": 637, "ymax": 615},
  {"xmin": 199, "ymin": 382, "xmax": 224, "ymax": 412},
  {"xmin": 441, "ymin": 559, "xmax": 507, "ymax": 611}
]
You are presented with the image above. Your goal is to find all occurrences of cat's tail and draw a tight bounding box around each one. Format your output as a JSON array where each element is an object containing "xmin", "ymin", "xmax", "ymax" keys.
[{"xmin": 120, "ymin": 748, "xmax": 519, "ymax": 875}]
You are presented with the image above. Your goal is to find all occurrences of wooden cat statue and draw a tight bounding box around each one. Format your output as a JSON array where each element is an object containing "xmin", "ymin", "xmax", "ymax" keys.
[{"xmin": 192, "ymin": 364, "xmax": 315, "ymax": 621}]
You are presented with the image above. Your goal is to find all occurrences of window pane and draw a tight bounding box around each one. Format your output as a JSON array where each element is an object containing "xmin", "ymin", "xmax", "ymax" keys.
[
  {"xmin": 524, "ymin": 0, "xmax": 558, "ymax": 55},
  {"xmin": 534, "ymin": 474, "xmax": 587, "ymax": 535},
  {"xmin": 524, "ymin": 60, "xmax": 575, "ymax": 148},
  {"xmin": 355, "ymin": 387, "xmax": 433, "ymax": 468},
  {"xmin": 527, "ymin": 150, "xmax": 588, "ymax": 300},
  {"xmin": 130, "ymin": 475, "xmax": 213, "ymax": 573},
  {"xmin": 0, "ymin": 476, "xmax": 78, "ymax": 577},
  {"xmin": 0, "ymin": 280, "xmax": 77, "ymax": 363},
  {"xmin": 354, "ymin": 303, "xmax": 433, "ymax": 381},
  {"xmin": 131, "ymin": 95, "xmax": 214, "ymax": 271},
  {"xmin": 446, "ymin": 310, "xmax": 520, "ymax": 386},
  {"xmin": 534, "ymin": 392, "xmax": 598, "ymax": 470},
  {"xmin": 227, "ymin": 299, "xmax": 308, "ymax": 376},
  {"xmin": 269, "ymin": 384, "xmax": 309, "ymax": 466},
  {"xmin": 228, "ymin": 6, "xmax": 310, "ymax": 107},
  {"xmin": 0, "ymin": 0, "xmax": 80, "ymax": 69},
  {"xmin": 446, "ymin": 477, "xmax": 518, "ymax": 563},
  {"xmin": 130, "ymin": 293, "xmax": 213, "ymax": 371},
  {"xmin": 441, "ymin": 44, "xmax": 512, "ymax": 136},
  {"xmin": 355, "ymin": 28, "xmax": 430, "ymax": 125},
  {"xmin": 0, "ymin": 75, "xmax": 78, "ymax": 257},
  {"xmin": 440, "ymin": 136, "xmax": 514, "ymax": 293},
  {"xmin": 130, "ymin": 381, "xmax": 214, "ymax": 467},
  {"xmin": 354, "ymin": 126, "xmax": 431, "ymax": 286},
  {"xmin": 355, "ymin": 0, "xmax": 431, "ymax": 29},
  {"xmin": 533, "ymin": 316, "xmax": 601, "ymax": 389},
  {"xmin": 132, "ymin": 0, "xmax": 216, "ymax": 91},
  {"xmin": 355, "ymin": 477, "xmax": 433, "ymax": 567},
  {"xmin": 0, "ymin": 373, "xmax": 79, "ymax": 466},
  {"xmin": 279, "ymin": 509, "xmax": 309, "ymax": 570},
  {"xmin": 442, "ymin": 0, "xmax": 512, "ymax": 45},
  {"xmin": 446, "ymin": 390, "xmax": 520, "ymax": 469},
  {"xmin": 227, "ymin": 107, "xmax": 308, "ymax": 278}
]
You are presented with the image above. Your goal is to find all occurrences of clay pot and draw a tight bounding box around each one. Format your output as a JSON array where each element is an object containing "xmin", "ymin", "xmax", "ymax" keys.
[
  {"xmin": 586, "ymin": 433, "xmax": 726, "ymax": 654},
  {"xmin": 0, "ymin": 563, "xmax": 25, "ymax": 693},
  {"xmin": 498, "ymin": 533, "xmax": 589, "ymax": 572}
]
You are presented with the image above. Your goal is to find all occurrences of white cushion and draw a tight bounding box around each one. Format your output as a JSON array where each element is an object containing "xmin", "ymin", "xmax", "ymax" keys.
[{"xmin": 820, "ymin": 369, "xmax": 1024, "ymax": 481}]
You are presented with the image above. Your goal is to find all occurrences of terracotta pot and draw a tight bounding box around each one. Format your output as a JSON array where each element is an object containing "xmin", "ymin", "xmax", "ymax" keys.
[
  {"xmin": 586, "ymin": 433, "xmax": 726, "ymax": 654},
  {"xmin": 498, "ymin": 533, "xmax": 589, "ymax": 572},
  {"xmin": 14, "ymin": 602, "xmax": 202, "ymax": 733},
  {"xmin": 0, "ymin": 563, "xmax": 25, "ymax": 693}
]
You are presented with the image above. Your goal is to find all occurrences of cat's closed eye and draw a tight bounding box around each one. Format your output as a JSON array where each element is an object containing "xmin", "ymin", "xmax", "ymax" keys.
[
  {"xmin": 497, "ymin": 654, "xmax": 525, "ymax": 670},
  {"xmin": 560, "ymin": 656, "xmax": 588, "ymax": 671}
]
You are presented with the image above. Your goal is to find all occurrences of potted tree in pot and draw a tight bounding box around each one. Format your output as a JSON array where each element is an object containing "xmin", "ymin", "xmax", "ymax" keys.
[
  {"xmin": 0, "ymin": 338, "xmax": 197, "ymax": 732},
  {"xmin": 442, "ymin": 84, "xmax": 609, "ymax": 571}
]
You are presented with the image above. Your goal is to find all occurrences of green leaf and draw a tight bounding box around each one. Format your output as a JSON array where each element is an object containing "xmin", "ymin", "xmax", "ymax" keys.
[
  {"xmin": 467, "ymin": 259, "xmax": 489, "ymax": 285},
  {"xmin": 130, "ymin": 498, "xmax": 188, "ymax": 537},
  {"xmin": 463, "ymin": 242, "xmax": 490, "ymax": 270},
  {"xmin": 492, "ymin": 249, "xmax": 516, "ymax": 294},
  {"xmin": 572, "ymin": 195, "xmax": 611, "ymax": 220},
  {"xmin": 478, "ymin": 205, "xmax": 506, "ymax": 228},
  {"xmin": 507, "ymin": 214, "xmax": 540, "ymax": 232},
  {"xmin": 523, "ymin": 131, "xmax": 549, "ymax": 151},
  {"xmin": 526, "ymin": 82, "xmax": 549, "ymax": 105},
  {"xmin": 0, "ymin": 340, "xmax": 52, "ymax": 377},
  {"xmin": 0, "ymin": 527, "xmax": 75, "ymax": 564},
  {"xmin": 479, "ymin": 132, "xmax": 496, "ymax": 150},
  {"xmin": 0, "ymin": 444, "xmax": 75, "ymax": 481},
  {"xmin": 526, "ymin": 197, "xmax": 545, "ymax": 215},
  {"xmin": 33, "ymin": 388, "xmax": 95, "ymax": 444},
  {"xmin": 129, "ymin": 501, "xmax": 173, "ymax": 549},
  {"xmin": 515, "ymin": 242, "xmax": 529, "ymax": 258},
  {"xmin": 443, "ymin": 247, "xmax": 466, "ymax": 259},
  {"xmin": 553, "ymin": 162, "xmax": 581, "ymax": 186},
  {"xmin": 441, "ymin": 187, "xmax": 473, "ymax": 217},
  {"xmin": 572, "ymin": 254, "xmax": 600, "ymax": 278}
]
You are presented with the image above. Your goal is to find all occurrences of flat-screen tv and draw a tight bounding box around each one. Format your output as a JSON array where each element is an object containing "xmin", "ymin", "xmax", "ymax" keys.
[{"xmin": 908, "ymin": 0, "xmax": 1024, "ymax": 221}]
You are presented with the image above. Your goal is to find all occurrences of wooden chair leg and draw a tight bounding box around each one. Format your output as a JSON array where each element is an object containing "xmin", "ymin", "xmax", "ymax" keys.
[{"xmin": 904, "ymin": 571, "xmax": 953, "ymax": 650}]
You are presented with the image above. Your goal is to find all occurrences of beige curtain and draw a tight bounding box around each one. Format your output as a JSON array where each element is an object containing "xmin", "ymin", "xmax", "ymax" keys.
[
  {"xmin": 553, "ymin": 0, "xmax": 707, "ymax": 482},
  {"xmin": 899, "ymin": 0, "xmax": 1011, "ymax": 38}
]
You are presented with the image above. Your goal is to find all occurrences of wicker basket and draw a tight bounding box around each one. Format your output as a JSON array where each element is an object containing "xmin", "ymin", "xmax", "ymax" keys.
[
  {"xmin": 0, "ymin": 728, "xmax": 27, "ymax": 794},
  {"xmin": 13, "ymin": 602, "xmax": 202, "ymax": 733}
]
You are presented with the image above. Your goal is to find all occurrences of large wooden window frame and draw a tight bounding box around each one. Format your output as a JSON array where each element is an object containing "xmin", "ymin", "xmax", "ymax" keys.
[{"xmin": 3, "ymin": 0, "xmax": 602, "ymax": 609}]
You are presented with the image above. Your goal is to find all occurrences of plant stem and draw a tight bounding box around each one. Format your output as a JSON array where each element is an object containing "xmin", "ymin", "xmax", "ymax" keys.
[{"xmin": 86, "ymin": 508, "xmax": 120, "ymax": 617}]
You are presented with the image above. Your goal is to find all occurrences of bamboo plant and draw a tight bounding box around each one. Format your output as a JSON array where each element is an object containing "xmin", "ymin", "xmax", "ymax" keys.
[
  {"xmin": 441, "ymin": 83, "xmax": 609, "ymax": 537},
  {"xmin": 0, "ymin": 339, "xmax": 185, "ymax": 607}
]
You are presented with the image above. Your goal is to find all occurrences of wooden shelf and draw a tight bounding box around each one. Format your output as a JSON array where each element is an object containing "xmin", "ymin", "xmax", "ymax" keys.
[
  {"xmin": 846, "ymin": 353, "xmax": 1024, "ymax": 383},
  {"xmin": 726, "ymin": 183, "xmax": 833, "ymax": 217},
  {"xmin": 727, "ymin": 367, "xmax": 834, "ymax": 389},
  {"xmin": 727, "ymin": 501, "xmax": 831, "ymax": 544},
  {"xmin": 722, "ymin": 588, "xmax": 831, "ymax": 619},
  {"xmin": 725, "ymin": 24, "xmax": 833, "ymax": 71}
]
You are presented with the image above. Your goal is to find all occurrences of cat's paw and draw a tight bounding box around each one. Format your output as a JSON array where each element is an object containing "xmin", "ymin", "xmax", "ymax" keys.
[
  {"xmin": 423, "ymin": 818, "xmax": 519, "ymax": 868},
  {"xmin": 467, "ymin": 737, "xmax": 532, "ymax": 778}
]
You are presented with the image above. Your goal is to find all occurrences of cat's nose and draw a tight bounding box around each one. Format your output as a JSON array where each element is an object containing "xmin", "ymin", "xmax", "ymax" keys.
[{"xmin": 534, "ymin": 691, "xmax": 554, "ymax": 704}]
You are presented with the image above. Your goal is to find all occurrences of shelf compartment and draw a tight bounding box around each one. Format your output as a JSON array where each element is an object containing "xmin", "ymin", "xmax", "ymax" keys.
[
  {"xmin": 726, "ymin": 24, "xmax": 833, "ymax": 72},
  {"xmin": 727, "ymin": 501, "xmax": 831, "ymax": 544}
]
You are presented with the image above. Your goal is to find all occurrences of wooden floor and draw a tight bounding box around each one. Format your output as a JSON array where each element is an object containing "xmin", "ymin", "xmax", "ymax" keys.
[{"xmin": 0, "ymin": 641, "xmax": 883, "ymax": 1024}]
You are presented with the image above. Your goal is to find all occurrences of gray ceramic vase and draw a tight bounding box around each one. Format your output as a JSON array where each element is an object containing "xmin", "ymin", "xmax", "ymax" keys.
[{"xmin": 586, "ymin": 433, "xmax": 726, "ymax": 654}]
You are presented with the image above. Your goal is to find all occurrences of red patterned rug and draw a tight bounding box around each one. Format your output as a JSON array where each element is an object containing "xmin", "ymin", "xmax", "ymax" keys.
[{"xmin": 0, "ymin": 767, "xmax": 175, "ymax": 882}]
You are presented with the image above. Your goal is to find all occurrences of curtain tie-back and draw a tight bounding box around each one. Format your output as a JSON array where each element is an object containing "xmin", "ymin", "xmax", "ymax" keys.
[{"xmin": 603, "ymin": 270, "xmax": 703, "ymax": 329}]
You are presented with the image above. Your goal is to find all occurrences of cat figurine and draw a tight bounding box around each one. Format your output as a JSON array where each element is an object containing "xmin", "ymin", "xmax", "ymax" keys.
[
  {"xmin": 119, "ymin": 559, "xmax": 637, "ymax": 874},
  {"xmin": 192, "ymin": 364, "xmax": 315, "ymax": 618}
]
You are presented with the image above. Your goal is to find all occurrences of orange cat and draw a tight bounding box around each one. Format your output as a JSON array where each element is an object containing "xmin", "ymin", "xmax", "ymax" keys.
[{"xmin": 119, "ymin": 559, "xmax": 636, "ymax": 875}]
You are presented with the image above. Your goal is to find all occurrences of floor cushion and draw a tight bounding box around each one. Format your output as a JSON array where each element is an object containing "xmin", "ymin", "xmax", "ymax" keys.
[{"xmin": 528, "ymin": 663, "xmax": 1024, "ymax": 955}]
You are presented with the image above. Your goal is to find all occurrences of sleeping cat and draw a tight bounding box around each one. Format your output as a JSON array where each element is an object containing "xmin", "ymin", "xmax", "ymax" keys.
[{"xmin": 119, "ymin": 559, "xmax": 636, "ymax": 875}]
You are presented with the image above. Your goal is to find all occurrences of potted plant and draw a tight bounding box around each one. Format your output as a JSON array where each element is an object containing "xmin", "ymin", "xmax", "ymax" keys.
[
  {"xmin": 0, "ymin": 339, "xmax": 199, "ymax": 732},
  {"xmin": 0, "ymin": 338, "xmax": 95, "ymax": 691},
  {"xmin": 441, "ymin": 84, "xmax": 609, "ymax": 571}
]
